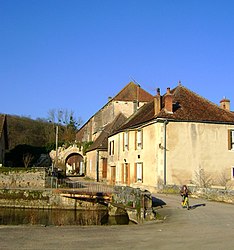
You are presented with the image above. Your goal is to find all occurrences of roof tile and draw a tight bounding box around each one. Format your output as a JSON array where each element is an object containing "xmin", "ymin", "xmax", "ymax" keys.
[{"xmin": 119, "ymin": 85, "xmax": 234, "ymax": 130}]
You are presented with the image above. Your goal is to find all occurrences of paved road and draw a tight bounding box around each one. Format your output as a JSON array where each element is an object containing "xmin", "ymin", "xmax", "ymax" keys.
[{"xmin": 0, "ymin": 194, "xmax": 233, "ymax": 250}]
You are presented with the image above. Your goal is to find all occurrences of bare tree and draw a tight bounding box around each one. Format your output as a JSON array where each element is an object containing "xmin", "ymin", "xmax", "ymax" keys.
[
  {"xmin": 47, "ymin": 108, "xmax": 83, "ymax": 145},
  {"xmin": 47, "ymin": 109, "xmax": 82, "ymax": 127},
  {"xmin": 193, "ymin": 168, "xmax": 213, "ymax": 188},
  {"xmin": 23, "ymin": 153, "xmax": 34, "ymax": 168},
  {"xmin": 217, "ymin": 171, "xmax": 233, "ymax": 190}
]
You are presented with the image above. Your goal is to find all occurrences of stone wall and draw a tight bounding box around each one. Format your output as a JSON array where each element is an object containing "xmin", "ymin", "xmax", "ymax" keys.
[
  {"xmin": 0, "ymin": 168, "xmax": 46, "ymax": 188},
  {"xmin": 110, "ymin": 186, "xmax": 154, "ymax": 223},
  {"xmin": 159, "ymin": 184, "xmax": 234, "ymax": 204},
  {"xmin": 0, "ymin": 189, "xmax": 107, "ymax": 210},
  {"xmin": 190, "ymin": 186, "xmax": 234, "ymax": 203}
]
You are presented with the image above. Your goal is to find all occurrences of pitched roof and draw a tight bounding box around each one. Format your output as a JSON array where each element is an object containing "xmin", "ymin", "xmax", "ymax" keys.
[
  {"xmin": 112, "ymin": 82, "xmax": 154, "ymax": 102},
  {"xmin": 86, "ymin": 113, "xmax": 127, "ymax": 152},
  {"xmin": 76, "ymin": 81, "xmax": 153, "ymax": 137},
  {"xmin": 118, "ymin": 85, "xmax": 234, "ymax": 130}
]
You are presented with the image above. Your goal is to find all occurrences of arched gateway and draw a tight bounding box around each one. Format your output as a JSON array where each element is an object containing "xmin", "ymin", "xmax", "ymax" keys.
[{"xmin": 50, "ymin": 145, "xmax": 85, "ymax": 176}]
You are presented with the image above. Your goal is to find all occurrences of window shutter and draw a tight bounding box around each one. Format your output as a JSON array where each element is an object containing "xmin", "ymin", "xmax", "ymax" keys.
[
  {"xmin": 123, "ymin": 133, "xmax": 125, "ymax": 151},
  {"xmin": 127, "ymin": 163, "xmax": 130, "ymax": 185},
  {"xmin": 121, "ymin": 164, "xmax": 124, "ymax": 183},
  {"xmin": 141, "ymin": 163, "xmax": 143, "ymax": 182},
  {"xmin": 112, "ymin": 141, "xmax": 114, "ymax": 155},
  {"xmin": 141, "ymin": 130, "xmax": 143, "ymax": 149},
  {"xmin": 228, "ymin": 130, "xmax": 231, "ymax": 150},
  {"xmin": 135, "ymin": 131, "xmax": 137, "ymax": 150},
  {"xmin": 127, "ymin": 132, "xmax": 129, "ymax": 150},
  {"xmin": 134, "ymin": 163, "xmax": 137, "ymax": 182}
]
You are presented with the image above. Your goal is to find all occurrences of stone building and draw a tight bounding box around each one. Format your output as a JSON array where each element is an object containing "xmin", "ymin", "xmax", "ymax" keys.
[
  {"xmin": 50, "ymin": 82, "xmax": 153, "ymax": 177},
  {"xmin": 107, "ymin": 84, "xmax": 234, "ymax": 191},
  {"xmin": 76, "ymin": 81, "xmax": 153, "ymax": 180},
  {"xmin": 85, "ymin": 113, "xmax": 128, "ymax": 181},
  {"xmin": 76, "ymin": 82, "xmax": 154, "ymax": 144}
]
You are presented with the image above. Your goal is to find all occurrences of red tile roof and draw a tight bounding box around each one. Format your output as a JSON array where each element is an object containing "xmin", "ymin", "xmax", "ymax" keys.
[
  {"xmin": 113, "ymin": 82, "xmax": 153, "ymax": 102},
  {"xmin": 118, "ymin": 85, "xmax": 234, "ymax": 130},
  {"xmin": 76, "ymin": 82, "xmax": 153, "ymax": 139}
]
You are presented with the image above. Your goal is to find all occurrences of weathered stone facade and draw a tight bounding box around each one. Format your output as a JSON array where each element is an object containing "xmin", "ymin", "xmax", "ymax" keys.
[
  {"xmin": 0, "ymin": 168, "xmax": 46, "ymax": 188},
  {"xmin": 76, "ymin": 82, "xmax": 153, "ymax": 143}
]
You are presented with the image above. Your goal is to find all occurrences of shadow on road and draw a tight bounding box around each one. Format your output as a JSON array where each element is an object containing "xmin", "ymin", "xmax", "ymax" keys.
[
  {"xmin": 152, "ymin": 196, "xmax": 167, "ymax": 207},
  {"xmin": 189, "ymin": 203, "xmax": 206, "ymax": 210}
]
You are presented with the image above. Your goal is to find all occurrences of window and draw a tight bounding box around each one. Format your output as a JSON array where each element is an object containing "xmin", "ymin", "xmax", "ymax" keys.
[
  {"xmin": 232, "ymin": 167, "xmax": 234, "ymax": 180},
  {"xmin": 123, "ymin": 131, "xmax": 129, "ymax": 151},
  {"xmin": 135, "ymin": 162, "xmax": 143, "ymax": 183},
  {"xmin": 228, "ymin": 130, "xmax": 234, "ymax": 150},
  {"xmin": 109, "ymin": 140, "xmax": 114, "ymax": 155},
  {"xmin": 135, "ymin": 129, "xmax": 143, "ymax": 149}
]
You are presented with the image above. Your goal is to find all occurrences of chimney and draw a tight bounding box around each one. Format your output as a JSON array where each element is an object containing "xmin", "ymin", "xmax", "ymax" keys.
[
  {"xmin": 164, "ymin": 87, "xmax": 173, "ymax": 113},
  {"xmin": 154, "ymin": 88, "xmax": 162, "ymax": 116},
  {"xmin": 220, "ymin": 97, "xmax": 230, "ymax": 111}
]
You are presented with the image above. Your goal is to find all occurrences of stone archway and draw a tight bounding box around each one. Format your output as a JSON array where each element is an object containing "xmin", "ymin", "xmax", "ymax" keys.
[
  {"xmin": 50, "ymin": 145, "xmax": 85, "ymax": 176},
  {"xmin": 65, "ymin": 153, "xmax": 84, "ymax": 176}
]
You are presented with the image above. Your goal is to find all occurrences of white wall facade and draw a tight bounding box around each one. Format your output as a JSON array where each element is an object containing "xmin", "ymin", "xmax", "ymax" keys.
[{"xmin": 107, "ymin": 120, "xmax": 234, "ymax": 191}]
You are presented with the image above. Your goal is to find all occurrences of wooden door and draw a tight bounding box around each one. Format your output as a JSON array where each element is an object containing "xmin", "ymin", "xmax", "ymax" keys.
[
  {"xmin": 102, "ymin": 158, "xmax": 107, "ymax": 178},
  {"xmin": 125, "ymin": 163, "xmax": 130, "ymax": 185},
  {"xmin": 111, "ymin": 166, "xmax": 116, "ymax": 185}
]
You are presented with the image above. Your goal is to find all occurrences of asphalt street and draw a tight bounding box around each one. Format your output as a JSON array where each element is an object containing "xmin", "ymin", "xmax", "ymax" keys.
[{"xmin": 0, "ymin": 194, "xmax": 233, "ymax": 250}]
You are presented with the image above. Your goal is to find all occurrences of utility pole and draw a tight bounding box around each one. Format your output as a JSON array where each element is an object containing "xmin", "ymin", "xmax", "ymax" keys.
[{"xmin": 54, "ymin": 125, "xmax": 59, "ymax": 173}]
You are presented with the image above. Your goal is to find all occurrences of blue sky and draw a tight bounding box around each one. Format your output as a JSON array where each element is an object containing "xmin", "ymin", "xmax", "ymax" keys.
[{"xmin": 1, "ymin": 0, "xmax": 234, "ymax": 124}]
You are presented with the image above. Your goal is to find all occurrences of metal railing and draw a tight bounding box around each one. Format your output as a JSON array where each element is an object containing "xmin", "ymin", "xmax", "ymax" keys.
[
  {"xmin": 62, "ymin": 180, "xmax": 115, "ymax": 194},
  {"xmin": 45, "ymin": 177, "xmax": 114, "ymax": 194}
]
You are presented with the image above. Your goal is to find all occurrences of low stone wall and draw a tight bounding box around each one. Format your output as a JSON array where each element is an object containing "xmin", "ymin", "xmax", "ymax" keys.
[
  {"xmin": 189, "ymin": 186, "xmax": 234, "ymax": 203},
  {"xmin": 110, "ymin": 186, "xmax": 154, "ymax": 223},
  {"xmin": 0, "ymin": 189, "xmax": 107, "ymax": 210},
  {"xmin": 159, "ymin": 184, "xmax": 234, "ymax": 204},
  {"xmin": 0, "ymin": 168, "xmax": 47, "ymax": 188}
]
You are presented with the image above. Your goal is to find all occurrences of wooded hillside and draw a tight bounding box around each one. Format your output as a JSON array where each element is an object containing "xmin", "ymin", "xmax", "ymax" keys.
[
  {"xmin": 2, "ymin": 113, "xmax": 81, "ymax": 167},
  {"xmin": 7, "ymin": 115, "xmax": 55, "ymax": 150}
]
